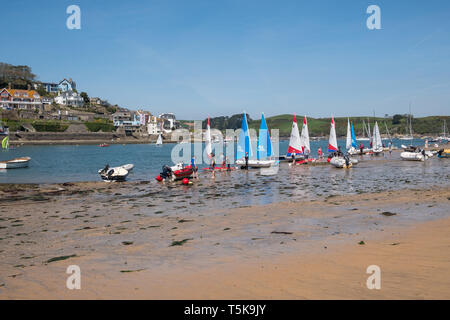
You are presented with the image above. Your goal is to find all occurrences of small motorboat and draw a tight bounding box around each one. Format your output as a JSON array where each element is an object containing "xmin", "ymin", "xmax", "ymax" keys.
[
  {"xmin": 98, "ymin": 164, "xmax": 129, "ymax": 181},
  {"xmin": 0, "ymin": 157, "xmax": 31, "ymax": 169},
  {"xmin": 156, "ymin": 163, "xmax": 193, "ymax": 182},
  {"xmin": 99, "ymin": 143, "xmax": 110, "ymax": 147}
]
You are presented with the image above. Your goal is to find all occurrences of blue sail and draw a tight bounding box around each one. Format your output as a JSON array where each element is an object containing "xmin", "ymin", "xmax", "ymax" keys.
[
  {"xmin": 257, "ymin": 113, "xmax": 272, "ymax": 160},
  {"xmin": 351, "ymin": 121, "xmax": 357, "ymax": 148},
  {"xmin": 236, "ymin": 113, "xmax": 251, "ymax": 160}
]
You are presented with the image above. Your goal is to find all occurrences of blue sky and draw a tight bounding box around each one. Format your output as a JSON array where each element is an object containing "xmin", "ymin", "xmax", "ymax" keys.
[{"xmin": 2, "ymin": 0, "xmax": 450, "ymax": 119}]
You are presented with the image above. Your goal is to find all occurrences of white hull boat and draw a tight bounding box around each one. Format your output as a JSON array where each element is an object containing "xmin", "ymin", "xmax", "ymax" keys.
[
  {"xmin": 121, "ymin": 164, "xmax": 134, "ymax": 172},
  {"xmin": 236, "ymin": 159, "xmax": 276, "ymax": 168},
  {"xmin": 400, "ymin": 152, "xmax": 432, "ymax": 161},
  {"xmin": 330, "ymin": 156, "xmax": 354, "ymax": 168},
  {"xmin": 98, "ymin": 164, "xmax": 131, "ymax": 181},
  {"xmin": 372, "ymin": 148, "xmax": 384, "ymax": 155},
  {"xmin": 0, "ymin": 157, "xmax": 31, "ymax": 169}
]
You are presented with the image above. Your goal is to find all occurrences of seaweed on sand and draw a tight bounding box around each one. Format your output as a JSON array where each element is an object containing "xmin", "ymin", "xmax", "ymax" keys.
[
  {"xmin": 381, "ymin": 211, "xmax": 397, "ymax": 216},
  {"xmin": 46, "ymin": 254, "xmax": 77, "ymax": 264},
  {"xmin": 170, "ymin": 238, "xmax": 193, "ymax": 247}
]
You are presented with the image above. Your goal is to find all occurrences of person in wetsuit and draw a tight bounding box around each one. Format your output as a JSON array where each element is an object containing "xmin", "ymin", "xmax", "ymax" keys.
[
  {"xmin": 245, "ymin": 152, "xmax": 249, "ymax": 170},
  {"xmin": 161, "ymin": 165, "xmax": 173, "ymax": 180},
  {"xmin": 344, "ymin": 154, "xmax": 350, "ymax": 167}
]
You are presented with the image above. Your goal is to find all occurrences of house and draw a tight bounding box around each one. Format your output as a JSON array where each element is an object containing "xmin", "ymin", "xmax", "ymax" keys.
[
  {"xmin": 158, "ymin": 113, "xmax": 179, "ymax": 132},
  {"xmin": 136, "ymin": 110, "xmax": 152, "ymax": 125},
  {"xmin": 0, "ymin": 88, "xmax": 42, "ymax": 111},
  {"xmin": 112, "ymin": 111, "xmax": 142, "ymax": 133},
  {"xmin": 33, "ymin": 82, "xmax": 59, "ymax": 93},
  {"xmin": 147, "ymin": 116, "xmax": 162, "ymax": 135},
  {"xmin": 112, "ymin": 111, "xmax": 131, "ymax": 126},
  {"xmin": 54, "ymin": 91, "xmax": 84, "ymax": 107},
  {"xmin": 58, "ymin": 78, "xmax": 77, "ymax": 92}
]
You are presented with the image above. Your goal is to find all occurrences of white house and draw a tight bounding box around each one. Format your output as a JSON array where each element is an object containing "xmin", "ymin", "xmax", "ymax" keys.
[
  {"xmin": 147, "ymin": 116, "xmax": 162, "ymax": 135},
  {"xmin": 54, "ymin": 91, "xmax": 84, "ymax": 107}
]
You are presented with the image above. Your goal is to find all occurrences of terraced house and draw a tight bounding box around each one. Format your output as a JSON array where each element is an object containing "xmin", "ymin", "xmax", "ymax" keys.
[{"xmin": 0, "ymin": 87, "xmax": 42, "ymax": 110}]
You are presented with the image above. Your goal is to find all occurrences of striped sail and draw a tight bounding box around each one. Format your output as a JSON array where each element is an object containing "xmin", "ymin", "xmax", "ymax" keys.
[{"xmin": 328, "ymin": 116, "xmax": 338, "ymax": 152}]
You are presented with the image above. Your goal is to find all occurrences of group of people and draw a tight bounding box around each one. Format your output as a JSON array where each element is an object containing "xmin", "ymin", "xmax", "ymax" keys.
[{"xmin": 189, "ymin": 153, "xmax": 234, "ymax": 179}]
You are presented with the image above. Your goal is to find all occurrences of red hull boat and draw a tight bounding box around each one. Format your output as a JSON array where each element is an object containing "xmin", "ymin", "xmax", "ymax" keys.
[{"xmin": 156, "ymin": 163, "xmax": 194, "ymax": 181}]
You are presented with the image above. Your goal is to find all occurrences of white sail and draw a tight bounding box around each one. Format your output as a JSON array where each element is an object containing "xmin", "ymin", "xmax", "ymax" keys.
[
  {"xmin": 205, "ymin": 116, "xmax": 212, "ymax": 158},
  {"xmin": 346, "ymin": 118, "xmax": 352, "ymax": 150},
  {"xmin": 156, "ymin": 134, "xmax": 162, "ymax": 145},
  {"xmin": 300, "ymin": 116, "xmax": 310, "ymax": 153},
  {"xmin": 287, "ymin": 115, "xmax": 302, "ymax": 155},
  {"xmin": 373, "ymin": 122, "xmax": 383, "ymax": 150},
  {"xmin": 328, "ymin": 116, "xmax": 338, "ymax": 152}
]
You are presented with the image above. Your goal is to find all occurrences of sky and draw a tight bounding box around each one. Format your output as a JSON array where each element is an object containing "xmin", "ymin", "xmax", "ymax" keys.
[{"xmin": 1, "ymin": 0, "xmax": 450, "ymax": 119}]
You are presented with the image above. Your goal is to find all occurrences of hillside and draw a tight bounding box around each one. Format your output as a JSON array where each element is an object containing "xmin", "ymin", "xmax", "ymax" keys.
[{"xmin": 186, "ymin": 114, "xmax": 450, "ymax": 137}]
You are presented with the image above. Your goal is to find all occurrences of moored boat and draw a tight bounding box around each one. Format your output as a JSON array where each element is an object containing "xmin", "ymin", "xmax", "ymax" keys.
[
  {"xmin": 98, "ymin": 164, "xmax": 129, "ymax": 181},
  {"xmin": 0, "ymin": 157, "xmax": 31, "ymax": 169},
  {"xmin": 156, "ymin": 163, "xmax": 194, "ymax": 182}
]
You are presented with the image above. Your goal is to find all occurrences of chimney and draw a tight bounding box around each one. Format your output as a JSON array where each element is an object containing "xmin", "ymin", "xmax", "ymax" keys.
[
  {"xmin": 8, "ymin": 82, "xmax": 11, "ymax": 90},
  {"xmin": 27, "ymin": 83, "xmax": 31, "ymax": 90}
]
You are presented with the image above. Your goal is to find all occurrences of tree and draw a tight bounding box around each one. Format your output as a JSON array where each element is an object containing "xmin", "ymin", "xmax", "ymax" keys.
[
  {"xmin": 80, "ymin": 92, "xmax": 89, "ymax": 104},
  {"xmin": 392, "ymin": 114, "xmax": 403, "ymax": 125},
  {"xmin": 0, "ymin": 62, "xmax": 36, "ymax": 88},
  {"xmin": 36, "ymin": 84, "xmax": 48, "ymax": 97}
]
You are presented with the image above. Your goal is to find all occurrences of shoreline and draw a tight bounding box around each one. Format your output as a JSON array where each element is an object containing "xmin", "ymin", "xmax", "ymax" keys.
[{"xmin": 1, "ymin": 184, "xmax": 449, "ymax": 299}]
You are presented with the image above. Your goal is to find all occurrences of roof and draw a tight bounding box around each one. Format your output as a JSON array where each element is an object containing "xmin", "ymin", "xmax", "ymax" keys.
[{"xmin": 1, "ymin": 88, "xmax": 40, "ymax": 98}]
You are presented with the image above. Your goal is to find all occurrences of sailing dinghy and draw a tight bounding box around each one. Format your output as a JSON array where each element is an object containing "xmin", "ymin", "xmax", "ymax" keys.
[
  {"xmin": 371, "ymin": 122, "xmax": 384, "ymax": 155},
  {"xmin": 346, "ymin": 119, "xmax": 359, "ymax": 155},
  {"xmin": 205, "ymin": 116, "xmax": 212, "ymax": 158},
  {"xmin": 278, "ymin": 115, "xmax": 304, "ymax": 162},
  {"xmin": 236, "ymin": 113, "xmax": 276, "ymax": 168},
  {"xmin": 327, "ymin": 117, "xmax": 358, "ymax": 168},
  {"xmin": 156, "ymin": 134, "xmax": 163, "ymax": 146}
]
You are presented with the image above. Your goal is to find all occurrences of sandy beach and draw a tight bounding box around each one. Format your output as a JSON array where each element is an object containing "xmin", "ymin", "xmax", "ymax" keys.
[{"xmin": 1, "ymin": 181, "xmax": 449, "ymax": 299}]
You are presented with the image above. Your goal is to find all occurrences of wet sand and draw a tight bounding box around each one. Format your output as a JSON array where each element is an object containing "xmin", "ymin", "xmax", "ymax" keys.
[{"xmin": 1, "ymin": 181, "xmax": 450, "ymax": 299}]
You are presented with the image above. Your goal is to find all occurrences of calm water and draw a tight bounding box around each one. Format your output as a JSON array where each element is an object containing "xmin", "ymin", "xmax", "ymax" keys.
[{"xmin": 0, "ymin": 138, "xmax": 442, "ymax": 185}]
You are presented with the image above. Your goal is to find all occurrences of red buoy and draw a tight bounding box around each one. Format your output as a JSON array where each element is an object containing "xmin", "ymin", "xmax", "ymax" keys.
[
  {"xmin": 182, "ymin": 178, "xmax": 189, "ymax": 185},
  {"xmin": 156, "ymin": 175, "xmax": 163, "ymax": 182}
]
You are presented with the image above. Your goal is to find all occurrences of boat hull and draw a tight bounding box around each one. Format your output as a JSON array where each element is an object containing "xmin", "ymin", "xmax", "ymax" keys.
[
  {"xmin": 400, "ymin": 152, "xmax": 426, "ymax": 161},
  {"xmin": 0, "ymin": 157, "xmax": 31, "ymax": 169},
  {"xmin": 330, "ymin": 157, "xmax": 353, "ymax": 168},
  {"xmin": 99, "ymin": 167, "xmax": 129, "ymax": 181},
  {"xmin": 236, "ymin": 159, "xmax": 276, "ymax": 168}
]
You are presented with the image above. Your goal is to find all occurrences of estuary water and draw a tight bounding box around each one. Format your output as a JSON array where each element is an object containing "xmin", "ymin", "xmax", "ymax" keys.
[{"xmin": 0, "ymin": 138, "xmax": 445, "ymax": 186}]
